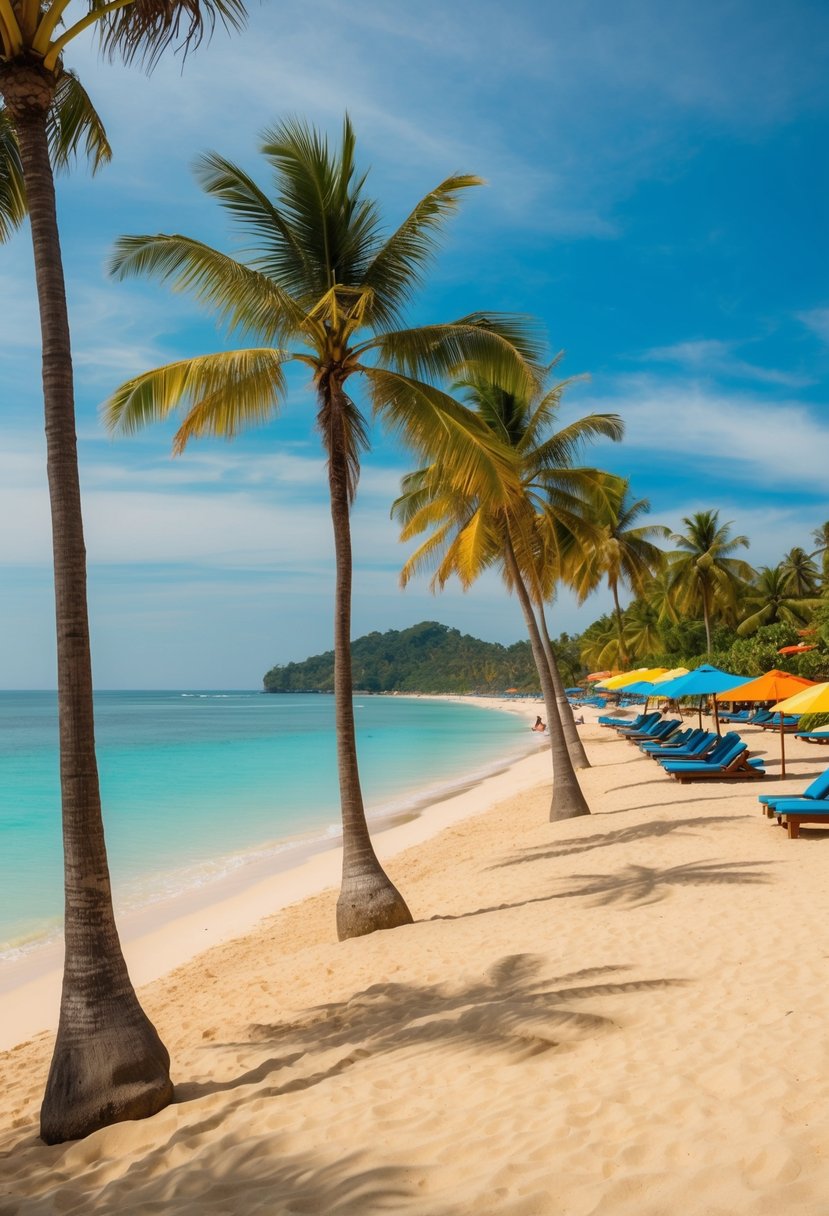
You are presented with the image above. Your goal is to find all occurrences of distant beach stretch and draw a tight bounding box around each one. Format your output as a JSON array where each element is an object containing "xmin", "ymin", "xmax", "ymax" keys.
[{"xmin": 3, "ymin": 700, "xmax": 829, "ymax": 1212}]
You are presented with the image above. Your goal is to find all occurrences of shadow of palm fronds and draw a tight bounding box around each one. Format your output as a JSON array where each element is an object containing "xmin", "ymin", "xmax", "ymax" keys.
[
  {"xmin": 177, "ymin": 956, "xmax": 686, "ymax": 1107},
  {"xmin": 494, "ymin": 815, "xmax": 748, "ymax": 866},
  {"xmin": 552, "ymin": 859, "xmax": 773, "ymax": 907}
]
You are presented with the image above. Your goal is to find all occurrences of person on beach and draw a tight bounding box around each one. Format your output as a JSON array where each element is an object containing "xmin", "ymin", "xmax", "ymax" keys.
[{"xmin": 532, "ymin": 716, "xmax": 547, "ymax": 733}]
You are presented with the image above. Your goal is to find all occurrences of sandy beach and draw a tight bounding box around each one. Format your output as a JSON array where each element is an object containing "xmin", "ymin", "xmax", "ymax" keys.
[{"xmin": 3, "ymin": 702, "xmax": 829, "ymax": 1214}]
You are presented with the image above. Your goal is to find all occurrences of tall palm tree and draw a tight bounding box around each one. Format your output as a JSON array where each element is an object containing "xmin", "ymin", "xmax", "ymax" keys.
[
  {"xmin": 569, "ymin": 477, "xmax": 669, "ymax": 667},
  {"xmin": 780, "ymin": 547, "xmax": 820, "ymax": 597},
  {"xmin": 1, "ymin": 0, "xmax": 246, "ymax": 1147},
  {"xmin": 736, "ymin": 565, "xmax": 825, "ymax": 636},
  {"xmin": 667, "ymin": 510, "xmax": 754, "ymax": 655},
  {"xmin": 103, "ymin": 116, "xmax": 539, "ymax": 934},
  {"xmin": 392, "ymin": 375, "xmax": 622, "ymax": 820}
]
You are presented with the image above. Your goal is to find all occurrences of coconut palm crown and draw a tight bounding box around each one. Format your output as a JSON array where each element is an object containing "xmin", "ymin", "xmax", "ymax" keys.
[
  {"xmin": 667, "ymin": 509, "xmax": 754, "ymax": 655},
  {"xmin": 104, "ymin": 115, "xmax": 543, "ymax": 936}
]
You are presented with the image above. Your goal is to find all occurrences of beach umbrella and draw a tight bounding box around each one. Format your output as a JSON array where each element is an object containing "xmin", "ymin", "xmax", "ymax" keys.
[
  {"xmin": 777, "ymin": 643, "xmax": 816, "ymax": 655},
  {"xmin": 770, "ymin": 681, "xmax": 829, "ymax": 715},
  {"xmin": 586, "ymin": 671, "xmax": 612, "ymax": 681},
  {"xmin": 598, "ymin": 667, "xmax": 667, "ymax": 691},
  {"xmin": 716, "ymin": 670, "xmax": 817, "ymax": 778},
  {"xmin": 653, "ymin": 664, "xmax": 753, "ymax": 732}
]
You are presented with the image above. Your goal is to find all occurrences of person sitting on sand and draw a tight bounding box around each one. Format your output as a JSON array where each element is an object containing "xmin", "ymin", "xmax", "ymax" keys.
[{"xmin": 532, "ymin": 716, "xmax": 547, "ymax": 733}]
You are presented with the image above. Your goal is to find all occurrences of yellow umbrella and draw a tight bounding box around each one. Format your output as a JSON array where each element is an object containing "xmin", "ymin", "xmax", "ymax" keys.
[
  {"xmin": 598, "ymin": 667, "xmax": 667, "ymax": 690},
  {"xmin": 770, "ymin": 681, "xmax": 829, "ymax": 715}
]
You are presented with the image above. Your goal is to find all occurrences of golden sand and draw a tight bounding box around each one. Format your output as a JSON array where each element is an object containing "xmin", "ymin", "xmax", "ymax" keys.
[{"xmin": 2, "ymin": 706, "xmax": 829, "ymax": 1214}]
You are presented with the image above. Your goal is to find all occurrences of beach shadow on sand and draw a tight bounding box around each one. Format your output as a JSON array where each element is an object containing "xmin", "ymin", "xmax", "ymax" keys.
[
  {"xmin": 177, "ymin": 956, "xmax": 687, "ymax": 1106},
  {"xmin": 428, "ymin": 856, "xmax": 774, "ymax": 923},
  {"xmin": 490, "ymin": 814, "xmax": 751, "ymax": 863}
]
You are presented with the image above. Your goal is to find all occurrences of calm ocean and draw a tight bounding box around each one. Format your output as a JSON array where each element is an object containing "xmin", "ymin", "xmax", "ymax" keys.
[{"xmin": 0, "ymin": 691, "xmax": 533, "ymax": 959}]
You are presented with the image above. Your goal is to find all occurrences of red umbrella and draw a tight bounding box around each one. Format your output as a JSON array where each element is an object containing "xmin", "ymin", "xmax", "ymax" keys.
[{"xmin": 778, "ymin": 644, "xmax": 816, "ymax": 655}]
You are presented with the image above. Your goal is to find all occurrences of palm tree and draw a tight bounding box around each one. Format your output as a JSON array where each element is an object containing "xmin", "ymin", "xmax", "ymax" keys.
[
  {"xmin": 392, "ymin": 374, "xmax": 622, "ymax": 820},
  {"xmin": 1, "ymin": 0, "xmax": 246, "ymax": 1147},
  {"xmin": 667, "ymin": 510, "xmax": 754, "ymax": 656},
  {"xmin": 780, "ymin": 547, "xmax": 820, "ymax": 597},
  {"xmin": 569, "ymin": 477, "xmax": 669, "ymax": 667},
  {"xmin": 736, "ymin": 565, "xmax": 825, "ymax": 636},
  {"xmin": 103, "ymin": 116, "xmax": 540, "ymax": 934},
  {"xmin": 810, "ymin": 522, "xmax": 829, "ymax": 592}
]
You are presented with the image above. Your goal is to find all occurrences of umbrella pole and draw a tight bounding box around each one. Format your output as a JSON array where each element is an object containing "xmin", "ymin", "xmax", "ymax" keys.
[
  {"xmin": 780, "ymin": 718, "xmax": 786, "ymax": 779},
  {"xmin": 713, "ymin": 698, "xmax": 721, "ymax": 737}
]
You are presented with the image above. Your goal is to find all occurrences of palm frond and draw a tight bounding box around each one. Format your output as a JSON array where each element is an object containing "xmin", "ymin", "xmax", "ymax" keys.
[
  {"xmin": 0, "ymin": 108, "xmax": 25, "ymax": 242},
  {"xmin": 192, "ymin": 151, "xmax": 316, "ymax": 294},
  {"xmin": 102, "ymin": 348, "xmax": 290, "ymax": 451},
  {"xmin": 49, "ymin": 71, "xmax": 111, "ymax": 174},
  {"xmin": 362, "ymin": 366, "xmax": 520, "ymax": 505},
  {"xmin": 108, "ymin": 234, "xmax": 310, "ymax": 343},
  {"xmin": 96, "ymin": 0, "xmax": 247, "ymax": 71},
  {"xmin": 260, "ymin": 114, "xmax": 382, "ymax": 299},
  {"xmin": 363, "ymin": 314, "xmax": 545, "ymax": 394},
  {"xmin": 360, "ymin": 173, "xmax": 483, "ymax": 329}
]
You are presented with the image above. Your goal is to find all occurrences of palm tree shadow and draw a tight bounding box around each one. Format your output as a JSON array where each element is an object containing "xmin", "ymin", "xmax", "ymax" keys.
[
  {"xmin": 493, "ymin": 815, "xmax": 749, "ymax": 864},
  {"xmin": 178, "ymin": 956, "xmax": 686, "ymax": 1107},
  {"xmin": 551, "ymin": 858, "xmax": 773, "ymax": 907}
]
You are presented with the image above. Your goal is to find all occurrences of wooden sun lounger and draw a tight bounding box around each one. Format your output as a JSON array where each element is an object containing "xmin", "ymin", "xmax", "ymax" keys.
[{"xmin": 668, "ymin": 748, "xmax": 766, "ymax": 783}]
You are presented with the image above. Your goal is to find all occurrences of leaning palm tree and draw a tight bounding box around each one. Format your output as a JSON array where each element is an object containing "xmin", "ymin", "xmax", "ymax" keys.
[
  {"xmin": 393, "ymin": 375, "xmax": 622, "ymax": 820},
  {"xmin": 667, "ymin": 510, "xmax": 754, "ymax": 656},
  {"xmin": 568, "ymin": 476, "xmax": 669, "ymax": 668},
  {"xmin": 736, "ymin": 565, "xmax": 825, "ymax": 636},
  {"xmin": 2, "ymin": 0, "xmax": 246, "ymax": 1146},
  {"xmin": 104, "ymin": 116, "xmax": 540, "ymax": 934}
]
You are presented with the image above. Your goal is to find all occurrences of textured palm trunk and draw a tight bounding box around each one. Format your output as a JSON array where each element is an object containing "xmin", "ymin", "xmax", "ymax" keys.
[
  {"xmin": 610, "ymin": 579, "xmax": 628, "ymax": 667},
  {"xmin": 537, "ymin": 601, "xmax": 590, "ymax": 769},
  {"xmin": 503, "ymin": 536, "xmax": 590, "ymax": 821},
  {"xmin": 1, "ymin": 72, "xmax": 174, "ymax": 1144},
  {"xmin": 702, "ymin": 592, "xmax": 713, "ymax": 656},
  {"xmin": 325, "ymin": 386, "xmax": 413, "ymax": 939}
]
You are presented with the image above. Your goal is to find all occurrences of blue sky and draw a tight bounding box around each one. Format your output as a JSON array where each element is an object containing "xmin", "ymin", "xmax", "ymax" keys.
[{"xmin": 2, "ymin": 0, "xmax": 828, "ymax": 688}]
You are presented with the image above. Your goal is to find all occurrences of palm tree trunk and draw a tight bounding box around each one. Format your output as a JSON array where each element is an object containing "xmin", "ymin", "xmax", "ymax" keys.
[
  {"xmin": 3, "ymin": 73, "xmax": 173, "ymax": 1145},
  {"xmin": 537, "ymin": 601, "xmax": 590, "ymax": 769},
  {"xmin": 702, "ymin": 588, "xmax": 712, "ymax": 656},
  {"xmin": 503, "ymin": 535, "xmax": 590, "ymax": 821},
  {"xmin": 325, "ymin": 385, "xmax": 412, "ymax": 939},
  {"xmin": 609, "ymin": 579, "xmax": 628, "ymax": 667}
]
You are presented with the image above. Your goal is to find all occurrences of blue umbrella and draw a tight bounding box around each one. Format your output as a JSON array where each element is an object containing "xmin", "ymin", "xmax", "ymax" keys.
[{"xmin": 652, "ymin": 665, "xmax": 753, "ymax": 732}]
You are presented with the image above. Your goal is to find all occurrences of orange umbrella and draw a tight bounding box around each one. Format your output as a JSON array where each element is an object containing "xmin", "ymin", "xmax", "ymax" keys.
[
  {"xmin": 716, "ymin": 670, "xmax": 817, "ymax": 778},
  {"xmin": 777, "ymin": 644, "xmax": 816, "ymax": 655},
  {"xmin": 586, "ymin": 670, "xmax": 612, "ymax": 681}
]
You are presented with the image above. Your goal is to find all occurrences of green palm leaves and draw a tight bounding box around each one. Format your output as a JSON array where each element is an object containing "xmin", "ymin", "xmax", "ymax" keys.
[{"xmin": 668, "ymin": 510, "xmax": 754, "ymax": 654}]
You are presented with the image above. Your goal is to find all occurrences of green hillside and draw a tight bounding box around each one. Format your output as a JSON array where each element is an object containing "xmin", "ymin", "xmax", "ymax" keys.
[{"xmin": 263, "ymin": 620, "xmax": 579, "ymax": 694}]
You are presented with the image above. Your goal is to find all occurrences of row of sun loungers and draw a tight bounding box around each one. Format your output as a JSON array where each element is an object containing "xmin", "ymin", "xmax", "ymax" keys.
[{"xmin": 599, "ymin": 715, "xmax": 766, "ymax": 782}]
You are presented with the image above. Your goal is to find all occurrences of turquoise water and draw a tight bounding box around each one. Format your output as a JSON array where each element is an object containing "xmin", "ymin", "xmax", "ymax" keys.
[{"xmin": 0, "ymin": 692, "xmax": 532, "ymax": 957}]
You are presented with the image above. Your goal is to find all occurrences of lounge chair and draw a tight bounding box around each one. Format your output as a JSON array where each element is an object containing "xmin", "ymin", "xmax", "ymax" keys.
[
  {"xmin": 772, "ymin": 801, "xmax": 829, "ymax": 838},
  {"xmin": 640, "ymin": 727, "xmax": 701, "ymax": 754},
  {"xmin": 752, "ymin": 713, "xmax": 800, "ymax": 733},
  {"xmin": 614, "ymin": 712, "xmax": 664, "ymax": 736},
  {"xmin": 795, "ymin": 731, "xmax": 829, "ymax": 746},
  {"xmin": 624, "ymin": 718, "xmax": 681, "ymax": 743},
  {"xmin": 598, "ymin": 709, "xmax": 658, "ymax": 730},
  {"xmin": 661, "ymin": 737, "xmax": 765, "ymax": 782},
  {"xmin": 651, "ymin": 731, "xmax": 727, "ymax": 766},
  {"xmin": 758, "ymin": 766, "xmax": 829, "ymax": 819}
]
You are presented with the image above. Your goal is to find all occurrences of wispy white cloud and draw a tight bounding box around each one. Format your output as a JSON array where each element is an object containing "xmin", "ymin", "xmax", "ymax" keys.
[
  {"xmin": 797, "ymin": 308, "xmax": 829, "ymax": 345},
  {"xmin": 640, "ymin": 338, "xmax": 814, "ymax": 388}
]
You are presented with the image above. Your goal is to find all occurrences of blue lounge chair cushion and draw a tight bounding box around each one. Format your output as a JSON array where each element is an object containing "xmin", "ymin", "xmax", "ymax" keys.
[
  {"xmin": 771, "ymin": 799, "xmax": 829, "ymax": 815},
  {"xmin": 759, "ymin": 766, "xmax": 829, "ymax": 808}
]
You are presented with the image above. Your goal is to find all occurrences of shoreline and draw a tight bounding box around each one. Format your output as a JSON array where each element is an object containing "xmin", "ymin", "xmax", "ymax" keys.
[{"xmin": 0, "ymin": 693, "xmax": 547, "ymax": 1051}]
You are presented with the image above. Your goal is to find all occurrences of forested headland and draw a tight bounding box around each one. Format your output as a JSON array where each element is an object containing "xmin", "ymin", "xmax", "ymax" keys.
[{"xmin": 263, "ymin": 621, "xmax": 582, "ymax": 695}]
